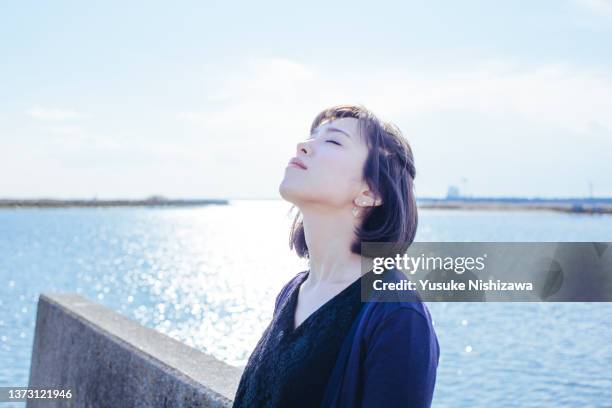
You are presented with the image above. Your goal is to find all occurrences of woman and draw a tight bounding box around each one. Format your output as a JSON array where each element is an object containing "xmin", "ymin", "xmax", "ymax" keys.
[{"xmin": 232, "ymin": 104, "xmax": 439, "ymax": 408}]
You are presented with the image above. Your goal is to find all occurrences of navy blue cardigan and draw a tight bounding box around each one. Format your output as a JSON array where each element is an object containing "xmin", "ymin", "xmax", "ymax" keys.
[{"xmin": 273, "ymin": 267, "xmax": 440, "ymax": 408}]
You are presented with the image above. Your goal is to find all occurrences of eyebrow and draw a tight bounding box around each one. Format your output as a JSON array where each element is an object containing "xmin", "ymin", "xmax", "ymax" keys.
[{"xmin": 312, "ymin": 126, "xmax": 352, "ymax": 140}]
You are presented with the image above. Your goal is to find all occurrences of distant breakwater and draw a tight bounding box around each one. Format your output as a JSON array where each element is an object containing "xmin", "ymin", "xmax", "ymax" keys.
[
  {"xmin": 0, "ymin": 198, "xmax": 229, "ymax": 208},
  {"xmin": 418, "ymin": 198, "xmax": 612, "ymax": 215}
]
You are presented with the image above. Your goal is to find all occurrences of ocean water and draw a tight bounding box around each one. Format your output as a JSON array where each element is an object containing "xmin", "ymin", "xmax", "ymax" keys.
[{"xmin": 1, "ymin": 200, "xmax": 611, "ymax": 407}]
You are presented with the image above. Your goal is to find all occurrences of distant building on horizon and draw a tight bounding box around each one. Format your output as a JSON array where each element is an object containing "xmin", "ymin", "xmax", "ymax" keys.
[{"xmin": 446, "ymin": 185, "xmax": 461, "ymax": 199}]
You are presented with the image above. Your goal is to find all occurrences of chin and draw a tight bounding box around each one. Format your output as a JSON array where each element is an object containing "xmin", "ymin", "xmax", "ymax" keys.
[
  {"xmin": 278, "ymin": 181, "xmax": 296, "ymax": 202},
  {"xmin": 279, "ymin": 181, "xmax": 308, "ymax": 206}
]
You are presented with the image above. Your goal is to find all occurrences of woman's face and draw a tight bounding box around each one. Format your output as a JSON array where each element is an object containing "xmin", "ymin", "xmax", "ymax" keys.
[{"xmin": 279, "ymin": 117, "xmax": 371, "ymax": 209}]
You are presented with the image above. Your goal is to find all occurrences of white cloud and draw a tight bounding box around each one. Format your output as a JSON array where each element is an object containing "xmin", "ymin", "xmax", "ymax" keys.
[
  {"xmin": 365, "ymin": 61, "xmax": 612, "ymax": 134},
  {"xmin": 176, "ymin": 57, "xmax": 320, "ymax": 130},
  {"xmin": 574, "ymin": 0, "xmax": 612, "ymax": 17},
  {"xmin": 177, "ymin": 57, "xmax": 612, "ymax": 136},
  {"xmin": 35, "ymin": 124, "xmax": 83, "ymax": 136},
  {"xmin": 26, "ymin": 106, "xmax": 88, "ymax": 121},
  {"xmin": 170, "ymin": 56, "xmax": 612, "ymax": 198}
]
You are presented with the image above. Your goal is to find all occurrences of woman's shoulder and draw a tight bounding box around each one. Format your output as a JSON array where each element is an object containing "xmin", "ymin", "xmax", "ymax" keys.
[
  {"xmin": 358, "ymin": 297, "xmax": 439, "ymax": 362},
  {"xmin": 359, "ymin": 267, "xmax": 436, "ymax": 334},
  {"xmin": 362, "ymin": 297, "xmax": 434, "ymax": 329}
]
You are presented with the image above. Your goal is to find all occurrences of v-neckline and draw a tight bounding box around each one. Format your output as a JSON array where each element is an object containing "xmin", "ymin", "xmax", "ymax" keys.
[{"xmin": 286, "ymin": 271, "xmax": 363, "ymax": 335}]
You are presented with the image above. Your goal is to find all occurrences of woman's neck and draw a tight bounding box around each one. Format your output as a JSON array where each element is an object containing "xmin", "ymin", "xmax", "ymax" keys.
[{"xmin": 300, "ymin": 204, "xmax": 365, "ymax": 285}]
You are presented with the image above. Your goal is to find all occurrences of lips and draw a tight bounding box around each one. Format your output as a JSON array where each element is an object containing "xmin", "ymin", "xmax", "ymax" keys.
[{"xmin": 288, "ymin": 157, "xmax": 308, "ymax": 170}]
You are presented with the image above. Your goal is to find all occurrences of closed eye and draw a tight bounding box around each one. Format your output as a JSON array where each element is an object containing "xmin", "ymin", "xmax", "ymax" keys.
[{"xmin": 326, "ymin": 140, "xmax": 342, "ymax": 146}]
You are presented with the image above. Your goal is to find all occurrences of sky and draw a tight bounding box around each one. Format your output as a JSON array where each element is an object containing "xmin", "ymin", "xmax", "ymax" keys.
[{"xmin": 1, "ymin": 0, "xmax": 611, "ymax": 199}]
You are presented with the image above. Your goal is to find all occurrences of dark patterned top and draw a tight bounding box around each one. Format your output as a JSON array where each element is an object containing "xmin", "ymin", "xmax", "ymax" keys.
[{"xmin": 232, "ymin": 271, "xmax": 365, "ymax": 408}]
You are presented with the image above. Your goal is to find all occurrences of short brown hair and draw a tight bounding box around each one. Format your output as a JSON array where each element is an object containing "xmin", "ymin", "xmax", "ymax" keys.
[{"xmin": 288, "ymin": 104, "xmax": 418, "ymax": 259}]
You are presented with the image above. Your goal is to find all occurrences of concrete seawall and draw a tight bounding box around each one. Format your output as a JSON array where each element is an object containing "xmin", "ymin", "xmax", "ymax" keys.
[{"xmin": 27, "ymin": 293, "xmax": 243, "ymax": 407}]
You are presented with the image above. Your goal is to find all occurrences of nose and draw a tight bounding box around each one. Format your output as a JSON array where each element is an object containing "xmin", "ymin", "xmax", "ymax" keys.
[{"xmin": 296, "ymin": 139, "xmax": 310, "ymax": 156}]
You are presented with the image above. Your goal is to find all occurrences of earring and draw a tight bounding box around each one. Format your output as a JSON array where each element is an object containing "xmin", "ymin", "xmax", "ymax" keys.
[{"xmin": 352, "ymin": 206, "xmax": 359, "ymax": 217}]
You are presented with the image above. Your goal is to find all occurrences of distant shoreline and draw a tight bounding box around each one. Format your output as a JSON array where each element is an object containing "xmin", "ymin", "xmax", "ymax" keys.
[
  {"xmin": 418, "ymin": 198, "xmax": 612, "ymax": 215},
  {"xmin": 1, "ymin": 197, "xmax": 611, "ymax": 214},
  {"xmin": 0, "ymin": 198, "xmax": 229, "ymax": 208}
]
